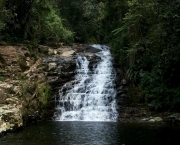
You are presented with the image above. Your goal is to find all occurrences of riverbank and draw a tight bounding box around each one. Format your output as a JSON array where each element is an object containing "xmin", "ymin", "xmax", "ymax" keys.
[
  {"xmin": 118, "ymin": 106, "xmax": 180, "ymax": 125},
  {"xmin": 115, "ymin": 82, "xmax": 180, "ymax": 125}
]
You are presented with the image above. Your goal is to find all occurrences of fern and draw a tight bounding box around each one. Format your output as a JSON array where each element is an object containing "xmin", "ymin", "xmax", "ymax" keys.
[{"xmin": 112, "ymin": 25, "xmax": 126, "ymax": 35}]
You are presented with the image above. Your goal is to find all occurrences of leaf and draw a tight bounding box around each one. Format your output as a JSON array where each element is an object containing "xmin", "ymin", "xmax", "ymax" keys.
[{"xmin": 112, "ymin": 25, "xmax": 126, "ymax": 35}]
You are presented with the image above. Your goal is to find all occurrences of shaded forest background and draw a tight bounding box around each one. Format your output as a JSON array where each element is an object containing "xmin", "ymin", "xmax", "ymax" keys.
[{"xmin": 0, "ymin": 0, "xmax": 180, "ymax": 112}]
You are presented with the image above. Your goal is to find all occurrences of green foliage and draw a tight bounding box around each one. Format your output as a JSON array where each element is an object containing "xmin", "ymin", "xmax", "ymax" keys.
[
  {"xmin": 0, "ymin": 0, "xmax": 73, "ymax": 43},
  {"xmin": 0, "ymin": 76, "xmax": 5, "ymax": 81},
  {"xmin": 141, "ymin": 69, "xmax": 180, "ymax": 111},
  {"xmin": 111, "ymin": 29, "xmax": 128, "ymax": 67},
  {"xmin": 25, "ymin": 1, "xmax": 73, "ymax": 43},
  {"xmin": 104, "ymin": 0, "xmax": 128, "ymax": 41},
  {"xmin": 0, "ymin": 0, "xmax": 6, "ymax": 38},
  {"xmin": 19, "ymin": 80, "xmax": 51, "ymax": 119},
  {"xmin": 127, "ymin": 85, "xmax": 144, "ymax": 106},
  {"xmin": 36, "ymin": 83, "xmax": 51, "ymax": 106},
  {"xmin": 110, "ymin": 0, "xmax": 180, "ymax": 111},
  {"xmin": 58, "ymin": 0, "xmax": 106, "ymax": 43}
]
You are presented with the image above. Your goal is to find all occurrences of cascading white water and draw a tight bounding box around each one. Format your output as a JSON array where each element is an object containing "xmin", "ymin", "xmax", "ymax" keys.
[{"xmin": 54, "ymin": 44, "xmax": 118, "ymax": 121}]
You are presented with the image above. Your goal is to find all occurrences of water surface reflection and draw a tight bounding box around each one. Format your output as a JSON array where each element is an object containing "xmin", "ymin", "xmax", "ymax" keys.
[{"xmin": 0, "ymin": 121, "xmax": 180, "ymax": 145}]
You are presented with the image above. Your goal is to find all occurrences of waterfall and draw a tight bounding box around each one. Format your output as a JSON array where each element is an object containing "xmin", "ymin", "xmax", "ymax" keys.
[{"xmin": 53, "ymin": 44, "xmax": 118, "ymax": 121}]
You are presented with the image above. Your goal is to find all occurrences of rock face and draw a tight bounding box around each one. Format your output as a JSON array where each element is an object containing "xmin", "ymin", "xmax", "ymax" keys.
[
  {"xmin": 83, "ymin": 45, "xmax": 102, "ymax": 53},
  {"xmin": 0, "ymin": 45, "xmax": 27, "ymax": 135},
  {"xmin": 0, "ymin": 98, "xmax": 23, "ymax": 134},
  {"xmin": 43, "ymin": 44, "xmax": 101, "ymax": 89},
  {"xmin": 0, "ymin": 45, "xmax": 30, "ymax": 75},
  {"xmin": 43, "ymin": 55, "xmax": 76, "ymax": 87},
  {"xmin": 164, "ymin": 113, "xmax": 180, "ymax": 124},
  {"xmin": 0, "ymin": 45, "xmax": 48, "ymax": 136}
]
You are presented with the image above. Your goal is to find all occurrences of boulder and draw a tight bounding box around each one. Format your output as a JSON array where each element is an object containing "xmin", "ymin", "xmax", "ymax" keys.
[
  {"xmin": 149, "ymin": 119, "xmax": 155, "ymax": 122},
  {"xmin": 61, "ymin": 50, "xmax": 75, "ymax": 57},
  {"xmin": 154, "ymin": 117, "xmax": 163, "ymax": 122},
  {"xmin": 165, "ymin": 113, "xmax": 180, "ymax": 124},
  {"xmin": 83, "ymin": 45, "xmax": 102, "ymax": 53},
  {"xmin": 48, "ymin": 63, "xmax": 57, "ymax": 71},
  {"xmin": 0, "ymin": 102, "xmax": 23, "ymax": 135}
]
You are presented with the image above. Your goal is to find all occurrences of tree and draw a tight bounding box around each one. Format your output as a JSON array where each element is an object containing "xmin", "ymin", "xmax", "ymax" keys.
[
  {"xmin": 0, "ymin": 0, "xmax": 73, "ymax": 43},
  {"xmin": 58, "ymin": 0, "xmax": 106, "ymax": 43},
  {"xmin": 110, "ymin": 0, "xmax": 180, "ymax": 111}
]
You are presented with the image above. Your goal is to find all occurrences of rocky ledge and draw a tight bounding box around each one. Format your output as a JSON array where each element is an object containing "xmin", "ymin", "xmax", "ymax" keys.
[
  {"xmin": 0, "ymin": 44, "xmax": 50, "ymax": 136},
  {"xmin": 43, "ymin": 44, "xmax": 103, "ymax": 88}
]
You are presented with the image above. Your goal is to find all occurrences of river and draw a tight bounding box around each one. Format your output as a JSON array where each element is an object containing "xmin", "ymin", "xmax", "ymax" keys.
[{"xmin": 0, "ymin": 121, "xmax": 180, "ymax": 145}]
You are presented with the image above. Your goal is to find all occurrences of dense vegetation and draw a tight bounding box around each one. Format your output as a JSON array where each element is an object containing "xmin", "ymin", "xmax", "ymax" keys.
[
  {"xmin": 1, "ymin": 0, "xmax": 180, "ymax": 112},
  {"xmin": 0, "ymin": 0, "xmax": 73, "ymax": 43},
  {"xmin": 109, "ymin": 0, "xmax": 180, "ymax": 111}
]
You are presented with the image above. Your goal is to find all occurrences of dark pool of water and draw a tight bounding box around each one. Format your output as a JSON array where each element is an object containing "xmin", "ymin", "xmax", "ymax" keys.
[{"xmin": 0, "ymin": 121, "xmax": 180, "ymax": 145}]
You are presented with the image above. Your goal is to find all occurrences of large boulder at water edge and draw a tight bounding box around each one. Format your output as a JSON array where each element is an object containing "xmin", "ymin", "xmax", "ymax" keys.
[
  {"xmin": 0, "ymin": 97, "xmax": 23, "ymax": 136},
  {"xmin": 165, "ymin": 113, "xmax": 180, "ymax": 124}
]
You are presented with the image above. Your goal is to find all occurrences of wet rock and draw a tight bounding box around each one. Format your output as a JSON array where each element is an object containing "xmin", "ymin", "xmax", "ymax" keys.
[
  {"xmin": 48, "ymin": 48, "xmax": 59, "ymax": 55},
  {"xmin": 121, "ymin": 79, "xmax": 128, "ymax": 85},
  {"xmin": 154, "ymin": 117, "xmax": 163, "ymax": 122},
  {"xmin": 141, "ymin": 118, "xmax": 148, "ymax": 121},
  {"xmin": 83, "ymin": 45, "xmax": 102, "ymax": 53},
  {"xmin": 48, "ymin": 63, "xmax": 57, "ymax": 71},
  {"xmin": 117, "ymin": 90, "xmax": 126, "ymax": 96},
  {"xmin": 165, "ymin": 113, "xmax": 180, "ymax": 124},
  {"xmin": 120, "ymin": 93, "xmax": 126, "ymax": 97},
  {"xmin": 43, "ymin": 52, "xmax": 77, "ymax": 86},
  {"xmin": 140, "ymin": 116, "xmax": 163, "ymax": 123},
  {"xmin": 0, "ymin": 101, "xmax": 23, "ymax": 135},
  {"xmin": 117, "ymin": 85, "xmax": 124, "ymax": 91},
  {"xmin": 47, "ymin": 76, "xmax": 59, "ymax": 83},
  {"xmin": 149, "ymin": 119, "xmax": 156, "ymax": 122},
  {"xmin": 61, "ymin": 50, "xmax": 75, "ymax": 57}
]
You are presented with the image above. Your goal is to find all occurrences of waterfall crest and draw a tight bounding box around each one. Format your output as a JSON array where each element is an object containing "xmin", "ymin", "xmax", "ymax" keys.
[{"xmin": 54, "ymin": 44, "xmax": 118, "ymax": 121}]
